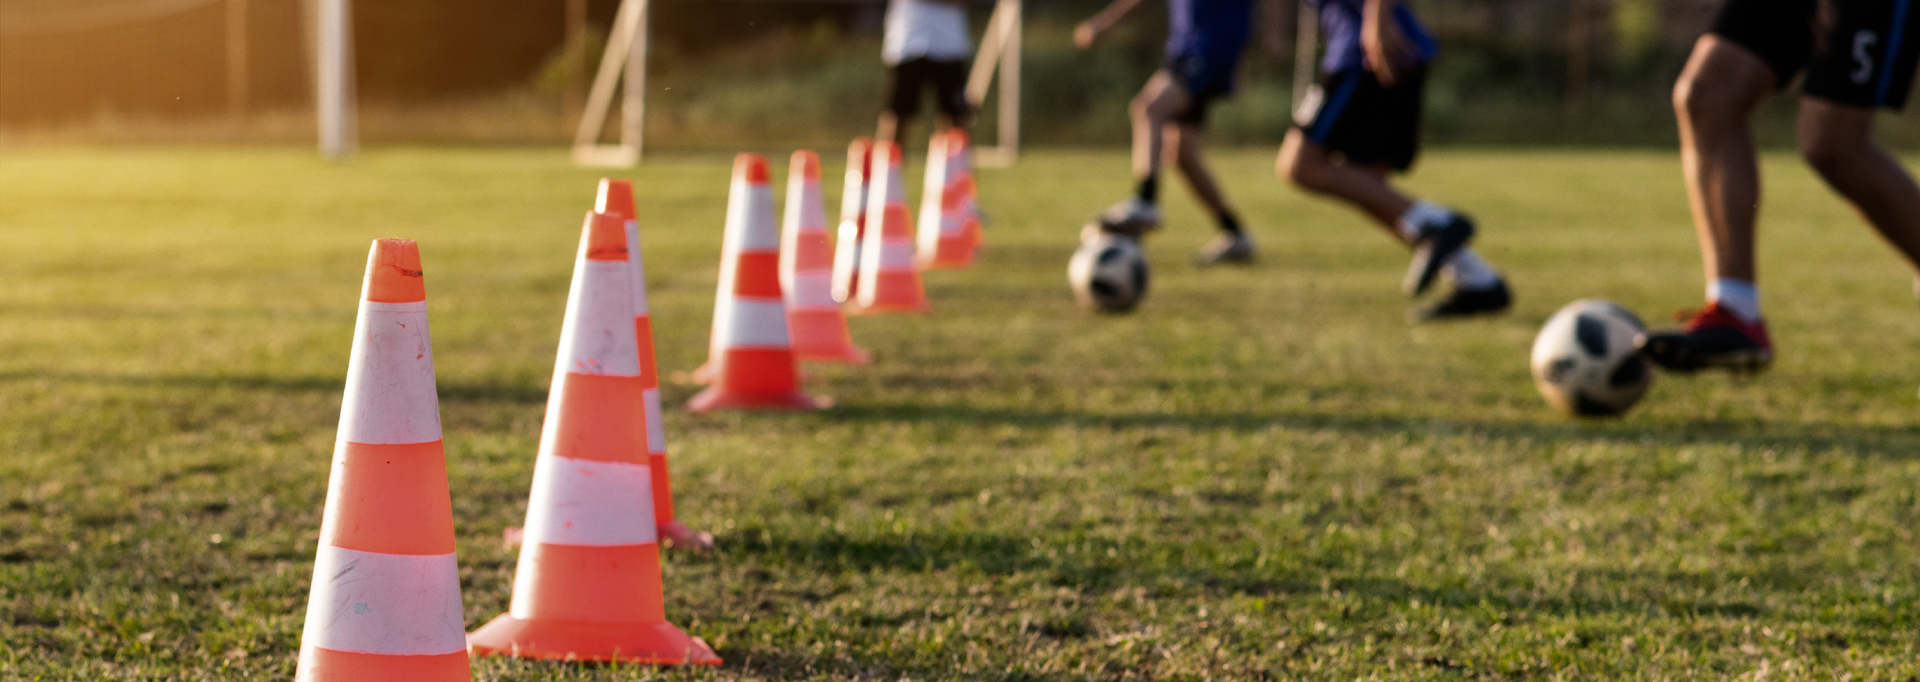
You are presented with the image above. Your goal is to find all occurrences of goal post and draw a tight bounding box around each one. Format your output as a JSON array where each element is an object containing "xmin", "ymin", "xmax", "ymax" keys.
[
  {"xmin": 572, "ymin": 0, "xmax": 648, "ymax": 167},
  {"xmin": 306, "ymin": 0, "xmax": 358, "ymax": 160},
  {"xmin": 572, "ymin": 0, "xmax": 1021, "ymax": 168},
  {"xmin": 964, "ymin": 0, "xmax": 1021, "ymax": 168}
]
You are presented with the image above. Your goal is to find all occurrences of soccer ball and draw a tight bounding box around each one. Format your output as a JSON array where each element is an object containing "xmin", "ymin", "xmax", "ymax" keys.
[
  {"xmin": 1068, "ymin": 230, "xmax": 1149, "ymax": 313},
  {"xmin": 1530, "ymin": 298, "xmax": 1654, "ymax": 417}
]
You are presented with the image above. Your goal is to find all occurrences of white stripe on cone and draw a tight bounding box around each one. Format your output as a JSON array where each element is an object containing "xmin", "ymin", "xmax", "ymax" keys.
[
  {"xmin": 624, "ymin": 221, "xmax": 653, "ymax": 317},
  {"xmin": 300, "ymin": 546, "xmax": 467, "ymax": 656},
  {"xmin": 714, "ymin": 298, "xmax": 792, "ymax": 348},
  {"xmin": 556, "ymin": 260, "xmax": 642, "ymax": 377},
  {"xmin": 338, "ymin": 301, "xmax": 442, "ymax": 446},
  {"xmin": 726, "ymin": 183, "xmax": 781, "ymax": 252},
  {"xmin": 780, "ymin": 175, "xmax": 829, "ymax": 296},
  {"xmin": 917, "ymin": 136, "xmax": 950, "ymax": 252},
  {"xmin": 642, "ymin": 387, "xmax": 665, "ymax": 454},
  {"xmin": 880, "ymin": 241, "xmax": 915, "ymax": 268},
  {"xmin": 789, "ymin": 273, "xmax": 837, "ymax": 308},
  {"xmin": 522, "ymin": 456, "xmax": 659, "ymax": 546}
]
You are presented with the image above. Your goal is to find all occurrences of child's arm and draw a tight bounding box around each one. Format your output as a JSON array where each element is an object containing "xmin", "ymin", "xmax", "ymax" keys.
[
  {"xmin": 1074, "ymin": 0, "xmax": 1153, "ymax": 50},
  {"xmin": 1361, "ymin": 0, "xmax": 1412, "ymax": 85}
]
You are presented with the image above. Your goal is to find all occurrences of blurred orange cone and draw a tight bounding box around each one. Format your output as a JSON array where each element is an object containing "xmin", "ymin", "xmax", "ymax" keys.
[
  {"xmin": 782, "ymin": 150, "xmax": 871, "ymax": 364},
  {"xmin": 848, "ymin": 140, "xmax": 930, "ymax": 314},
  {"xmin": 596, "ymin": 179, "xmax": 715, "ymax": 551},
  {"xmin": 916, "ymin": 129, "xmax": 982, "ymax": 269},
  {"xmin": 466, "ymin": 212, "xmax": 720, "ymax": 665},
  {"xmin": 829, "ymin": 138, "xmax": 873, "ymax": 304},
  {"xmin": 687, "ymin": 154, "xmax": 823, "ymax": 412},
  {"xmin": 297, "ymin": 239, "xmax": 471, "ymax": 682}
]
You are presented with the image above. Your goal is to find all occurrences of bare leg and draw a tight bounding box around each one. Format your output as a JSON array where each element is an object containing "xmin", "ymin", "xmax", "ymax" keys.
[
  {"xmin": 1277, "ymin": 128, "xmax": 1414, "ymax": 243},
  {"xmin": 1797, "ymin": 97, "xmax": 1920, "ymax": 270},
  {"xmin": 876, "ymin": 111, "xmax": 909, "ymax": 149},
  {"xmin": 1131, "ymin": 71, "xmax": 1193, "ymax": 186},
  {"xmin": 1672, "ymin": 35, "xmax": 1776, "ymax": 284},
  {"xmin": 1165, "ymin": 122, "xmax": 1237, "ymax": 221}
]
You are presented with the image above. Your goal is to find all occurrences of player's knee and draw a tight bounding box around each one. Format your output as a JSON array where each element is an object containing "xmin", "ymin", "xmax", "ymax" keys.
[
  {"xmin": 1797, "ymin": 126, "xmax": 1862, "ymax": 176},
  {"xmin": 1278, "ymin": 149, "xmax": 1319, "ymax": 190},
  {"xmin": 1128, "ymin": 94, "xmax": 1156, "ymax": 122},
  {"xmin": 1672, "ymin": 73, "xmax": 1756, "ymax": 127}
]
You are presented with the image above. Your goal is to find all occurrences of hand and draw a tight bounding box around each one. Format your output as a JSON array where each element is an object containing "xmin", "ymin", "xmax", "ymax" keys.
[
  {"xmin": 1361, "ymin": 0, "xmax": 1411, "ymax": 86},
  {"xmin": 1074, "ymin": 20, "xmax": 1099, "ymax": 50}
]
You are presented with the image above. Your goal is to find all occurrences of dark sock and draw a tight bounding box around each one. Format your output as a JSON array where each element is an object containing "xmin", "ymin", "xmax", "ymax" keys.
[
  {"xmin": 1135, "ymin": 176, "xmax": 1158, "ymax": 204},
  {"xmin": 1218, "ymin": 212, "xmax": 1243, "ymax": 234}
]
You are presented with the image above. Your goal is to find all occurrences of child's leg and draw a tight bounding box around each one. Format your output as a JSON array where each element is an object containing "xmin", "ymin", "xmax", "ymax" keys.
[
  {"xmin": 1129, "ymin": 71, "xmax": 1193, "ymax": 202},
  {"xmin": 1276, "ymin": 128, "xmax": 1412, "ymax": 242},
  {"xmin": 1165, "ymin": 122, "xmax": 1241, "ymax": 231}
]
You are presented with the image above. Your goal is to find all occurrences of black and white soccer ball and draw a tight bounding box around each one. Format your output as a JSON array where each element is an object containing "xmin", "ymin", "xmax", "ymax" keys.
[
  {"xmin": 1530, "ymin": 298, "xmax": 1654, "ymax": 417},
  {"xmin": 1068, "ymin": 230, "xmax": 1150, "ymax": 313}
]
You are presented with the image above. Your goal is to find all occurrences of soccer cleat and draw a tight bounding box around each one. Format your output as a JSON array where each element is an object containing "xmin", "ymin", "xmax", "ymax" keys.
[
  {"xmin": 1403, "ymin": 212, "xmax": 1475, "ymax": 296},
  {"xmin": 1093, "ymin": 197, "xmax": 1163, "ymax": 239},
  {"xmin": 1194, "ymin": 231, "xmax": 1256, "ymax": 267},
  {"xmin": 1410, "ymin": 279, "xmax": 1512, "ymax": 322},
  {"xmin": 1635, "ymin": 302, "xmax": 1774, "ymax": 373}
]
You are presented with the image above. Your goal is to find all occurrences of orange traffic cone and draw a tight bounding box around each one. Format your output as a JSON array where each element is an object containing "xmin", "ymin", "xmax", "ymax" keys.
[
  {"xmin": 916, "ymin": 129, "xmax": 983, "ymax": 269},
  {"xmin": 596, "ymin": 179, "xmax": 715, "ymax": 551},
  {"xmin": 687, "ymin": 154, "xmax": 823, "ymax": 412},
  {"xmin": 466, "ymin": 212, "xmax": 720, "ymax": 665},
  {"xmin": 782, "ymin": 150, "xmax": 871, "ymax": 364},
  {"xmin": 829, "ymin": 138, "xmax": 873, "ymax": 304},
  {"xmin": 297, "ymin": 239, "xmax": 471, "ymax": 682},
  {"xmin": 848, "ymin": 140, "xmax": 930, "ymax": 314}
]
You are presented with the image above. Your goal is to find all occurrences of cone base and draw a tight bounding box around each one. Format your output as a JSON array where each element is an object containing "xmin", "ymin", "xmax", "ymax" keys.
[
  {"xmin": 466, "ymin": 614, "xmax": 720, "ymax": 665},
  {"xmin": 845, "ymin": 301, "xmax": 930, "ymax": 316},
  {"xmin": 917, "ymin": 239, "xmax": 978, "ymax": 270},
  {"xmin": 685, "ymin": 386, "xmax": 822, "ymax": 412},
  {"xmin": 793, "ymin": 344, "xmax": 873, "ymax": 364}
]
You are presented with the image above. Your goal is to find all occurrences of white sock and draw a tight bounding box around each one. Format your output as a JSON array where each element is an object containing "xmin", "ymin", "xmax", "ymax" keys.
[
  {"xmin": 1445, "ymin": 248, "xmax": 1503, "ymax": 290},
  {"xmin": 1707, "ymin": 278, "xmax": 1761, "ymax": 323},
  {"xmin": 1396, "ymin": 200, "xmax": 1453, "ymax": 241}
]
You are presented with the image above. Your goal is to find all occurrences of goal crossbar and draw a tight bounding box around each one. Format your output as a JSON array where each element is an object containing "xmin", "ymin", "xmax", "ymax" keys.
[{"xmin": 571, "ymin": 0, "xmax": 1021, "ymax": 168}]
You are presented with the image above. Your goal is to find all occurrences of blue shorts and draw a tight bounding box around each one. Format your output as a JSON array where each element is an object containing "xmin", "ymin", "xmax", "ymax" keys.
[
  {"xmin": 1293, "ymin": 65, "xmax": 1427, "ymax": 171},
  {"xmin": 1163, "ymin": 49, "xmax": 1242, "ymax": 126}
]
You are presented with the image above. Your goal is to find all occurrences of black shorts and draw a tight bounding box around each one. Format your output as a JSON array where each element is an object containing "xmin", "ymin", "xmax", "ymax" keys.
[
  {"xmin": 1292, "ymin": 65, "xmax": 1427, "ymax": 171},
  {"xmin": 1163, "ymin": 50, "xmax": 1241, "ymax": 126},
  {"xmin": 883, "ymin": 58, "xmax": 971, "ymax": 120},
  {"xmin": 1711, "ymin": 0, "xmax": 1920, "ymax": 109}
]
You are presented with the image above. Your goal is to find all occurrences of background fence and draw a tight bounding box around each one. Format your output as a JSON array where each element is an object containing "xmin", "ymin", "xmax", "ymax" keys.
[{"xmin": 5, "ymin": 0, "xmax": 1914, "ymax": 148}]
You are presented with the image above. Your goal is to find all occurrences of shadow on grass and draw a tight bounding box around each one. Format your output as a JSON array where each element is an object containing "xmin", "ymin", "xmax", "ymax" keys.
[
  {"xmin": 825, "ymin": 400, "xmax": 1920, "ymax": 461},
  {"xmin": 720, "ymin": 524, "xmax": 1884, "ymax": 637},
  {"xmin": 0, "ymin": 371, "xmax": 547, "ymax": 404}
]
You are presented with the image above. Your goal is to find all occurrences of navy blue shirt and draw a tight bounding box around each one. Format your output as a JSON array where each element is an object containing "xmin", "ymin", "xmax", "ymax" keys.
[
  {"xmin": 1166, "ymin": 0, "xmax": 1255, "ymax": 67},
  {"xmin": 1312, "ymin": 0, "xmax": 1437, "ymax": 74}
]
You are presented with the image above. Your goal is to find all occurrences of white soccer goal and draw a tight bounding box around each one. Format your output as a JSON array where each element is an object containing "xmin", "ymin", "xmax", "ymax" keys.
[
  {"xmin": 572, "ymin": 0, "xmax": 1022, "ymax": 168},
  {"xmin": 306, "ymin": 0, "xmax": 357, "ymax": 160}
]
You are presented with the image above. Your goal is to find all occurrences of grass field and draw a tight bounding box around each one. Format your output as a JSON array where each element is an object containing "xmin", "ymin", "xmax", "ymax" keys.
[{"xmin": 2, "ymin": 146, "xmax": 1918, "ymax": 680}]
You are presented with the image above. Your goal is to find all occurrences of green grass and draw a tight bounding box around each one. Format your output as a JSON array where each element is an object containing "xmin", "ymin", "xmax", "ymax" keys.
[{"xmin": 2, "ymin": 146, "xmax": 1918, "ymax": 680}]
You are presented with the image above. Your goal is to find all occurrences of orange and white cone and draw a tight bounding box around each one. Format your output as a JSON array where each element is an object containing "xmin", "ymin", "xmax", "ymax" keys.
[
  {"xmin": 466, "ymin": 212, "xmax": 720, "ymax": 665},
  {"xmin": 848, "ymin": 140, "xmax": 930, "ymax": 314},
  {"xmin": 829, "ymin": 137, "xmax": 873, "ymax": 304},
  {"xmin": 596, "ymin": 179, "xmax": 714, "ymax": 551},
  {"xmin": 297, "ymin": 239, "xmax": 471, "ymax": 682},
  {"xmin": 782, "ymin": 150, "xmax": 871, "ymax": 364},
  {"xmin": 688, "ymin": 154, "xmax": 823, "ymax": 412},
  {"xmin": 916, "ymin": 129, "xmax": 983, "ymax": 269}
]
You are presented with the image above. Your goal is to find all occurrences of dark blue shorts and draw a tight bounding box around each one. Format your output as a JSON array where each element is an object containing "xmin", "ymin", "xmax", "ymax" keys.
[
  {"xmin": 1163, "ymin": 49, "xmax": 1242, "ymax": 126},
  {"xmin": 1711, "ymin": 0, "xmax": 1920, "ymax": 109},
  {"xmin": 1293, "ymin": 65, "xmax": 1427, "ymax": 171}
]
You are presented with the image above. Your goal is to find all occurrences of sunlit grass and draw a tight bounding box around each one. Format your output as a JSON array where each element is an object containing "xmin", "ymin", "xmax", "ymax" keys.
[{"xmin": 1, "ymin": 146, "xmax": 1916, "ymax": 679}]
